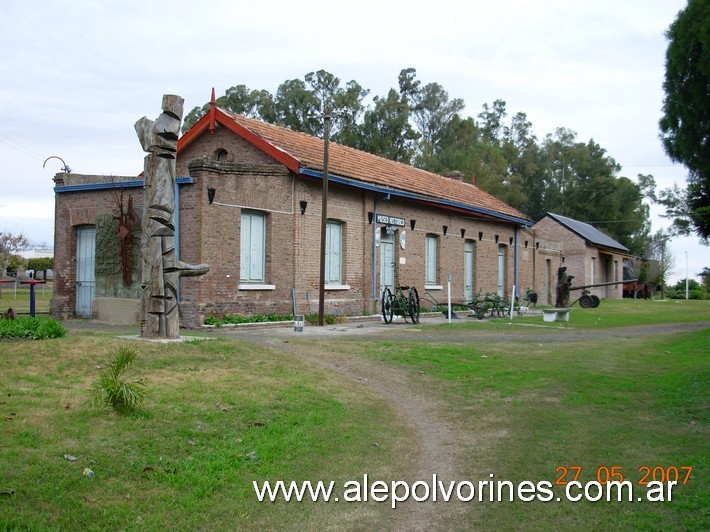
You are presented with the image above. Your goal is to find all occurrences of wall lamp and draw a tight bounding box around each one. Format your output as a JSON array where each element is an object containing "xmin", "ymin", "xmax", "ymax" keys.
[
  {"xmin": 368, "ymin": 211, "xmax": 374, "ymax": 224},
  {"xmin": 495, "ymin": 234, "xmax": 499, "ymax": 243},
  {"xmin": 525, "ymin": 240, "xmax": 529, "ymax": 248},
  {"xmin": 460, "ymin": 228, "xmax": 465, "ymax": 238},
  {"xmin": 478, "ymin": 231, "xmax": 483, "ymax": 241},
  {"xmin": 207, "ymin": 187, "xmax": 216, "ymax": 204},
  {"xmin": 443, "ymin": 225, "xmax": 448, "ymax": 236},
  {"xmin": 410, "ymin": 219, "xmax": 416, "ymax": 230},
  {"xmin": 509, "ymin": 237, "xmax": 514, "ymax": 245},
  {"xmin": 300, "ymin": 200, "xmax": 308, "ymax": 215}
]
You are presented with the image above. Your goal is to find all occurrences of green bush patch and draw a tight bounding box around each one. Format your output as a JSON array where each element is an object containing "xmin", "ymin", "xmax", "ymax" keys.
[
  {"xmin": 204, "ymin": 313, "xmax": 294, "ymax": 327},
  {"xmin": 0, "ymin": 316, "xmax": 66, "ymax": 339}
]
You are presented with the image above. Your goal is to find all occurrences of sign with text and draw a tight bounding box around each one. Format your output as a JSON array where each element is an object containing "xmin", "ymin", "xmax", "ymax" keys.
[
  {"xmin": 294, "ymin": 315, "xmax": 304, "ymax": 332},
  {"xmin": 376, "ymin": 214, "xmax": 405, "ymax": 227}
]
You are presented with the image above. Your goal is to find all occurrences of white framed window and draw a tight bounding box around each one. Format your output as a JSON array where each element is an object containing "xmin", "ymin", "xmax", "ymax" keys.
[
  {"xmin": 325, "ymin": 220, "xmax": 344, "ymax": 286},
  {"xmin": 240, "ymin": 211, "xmax": 266, "ymax": 283},
  {"xmin": 425, "ymin": 234, "xmax": 438, "ymax": 286}
]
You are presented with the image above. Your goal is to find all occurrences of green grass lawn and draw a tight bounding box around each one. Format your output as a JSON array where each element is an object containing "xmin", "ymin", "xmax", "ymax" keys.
[
  {"xmin": 0, "ymin": 281, "xmax": 52, "ymax": 315},
  {"xmin": 359, "ymin": 332, "xmax": 707, "ymax": 529},
  {"xmin": 0, "ymin": 299, "xmax": 708, "ymax": 529},
  {"xmin": 0, "ymin": 334, "xmax": 410, "ymax": 529}
]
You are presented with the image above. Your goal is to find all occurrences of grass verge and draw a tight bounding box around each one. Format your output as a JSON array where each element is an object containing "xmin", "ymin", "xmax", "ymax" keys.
[{"xmin": 0, "ymin": 334, "xmax": 409, "ymax": 529}]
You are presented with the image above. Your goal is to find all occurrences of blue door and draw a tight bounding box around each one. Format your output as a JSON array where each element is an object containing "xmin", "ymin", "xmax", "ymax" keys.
[{"xmin": 75, "ymin": 226, "xmax": 96, "ymax": 318}]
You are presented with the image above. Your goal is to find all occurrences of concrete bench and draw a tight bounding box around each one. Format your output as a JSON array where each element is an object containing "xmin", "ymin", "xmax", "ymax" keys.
[{"xmin": 542, "ymin": 308, "xmax": 571, "ymax": 322}]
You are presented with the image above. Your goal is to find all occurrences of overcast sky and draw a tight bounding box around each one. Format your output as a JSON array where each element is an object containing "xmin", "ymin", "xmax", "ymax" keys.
[{"xmin": 0, "ymin": 0, "xmax": 703, "ymax": 282}]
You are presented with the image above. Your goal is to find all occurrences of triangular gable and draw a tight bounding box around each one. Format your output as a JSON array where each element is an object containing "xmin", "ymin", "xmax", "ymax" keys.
[{"xmin": 178, "ymin": 98, "xmax": 300, "ymax": 174}]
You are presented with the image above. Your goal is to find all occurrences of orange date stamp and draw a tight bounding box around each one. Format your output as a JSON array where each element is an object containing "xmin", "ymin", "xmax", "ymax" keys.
[{"xmin": 555, "ymin": 465, "xmax": 693, "ymax": 486}]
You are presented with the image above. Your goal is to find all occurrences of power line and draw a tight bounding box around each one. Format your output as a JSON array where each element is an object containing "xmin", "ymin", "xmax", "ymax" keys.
[
  {"xmin": 0, "ymin": 133, "xmax": 44, "ymax": 161},
  {"xmin": 587, "ymin": 219, "xmax": 644, "ymax": 224}
]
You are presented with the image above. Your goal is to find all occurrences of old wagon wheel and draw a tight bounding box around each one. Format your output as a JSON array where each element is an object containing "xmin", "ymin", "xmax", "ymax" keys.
[
  {"xmin": 408, "ymin": 287, "xmax": 420, "ymax": 324},
  {"xmin": 590, "ymin": 295, "xmax": 600, "ymax": 308},
  {"xmin": 381, "ymin": 288, "xmax": 394, "ymax": 324},
  {"xmin": 579, "ymin": 294, "xmax": 593, "ymax": 308},
  {"xmin": 474, "ymin": 301, "xmax": 489, "ymax": 319}
]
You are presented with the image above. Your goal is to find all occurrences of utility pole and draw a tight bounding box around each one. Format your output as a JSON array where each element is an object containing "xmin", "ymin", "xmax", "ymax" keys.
[
  {"xmin": 660, "ymin": 239, "xmax": 665, "ymax": 300},
  {"xmin": 318, "ymin": 111, "xmax": 332, "ymax": 326},
  {"xmin": 685, "ymin": 251, "xmax": 689, "ymax": 300}
]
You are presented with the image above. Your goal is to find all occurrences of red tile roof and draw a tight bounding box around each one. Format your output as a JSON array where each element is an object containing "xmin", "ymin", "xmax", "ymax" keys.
[{"xmin": 181, "ymin": 105, "xmax": 530, "ymax": 224}]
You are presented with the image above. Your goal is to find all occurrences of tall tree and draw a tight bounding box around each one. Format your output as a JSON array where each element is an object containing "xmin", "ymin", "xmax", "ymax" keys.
[
  {"xmin": 478, "ymin": 99, "xmax": 508, "ymax": 143},
  {"xmin": 659, "ymin": 0, "xmax": 710, "ymax": 241},
  {"xmin": 356, "ymin": 89, "xmax": 419, "ymax": 164},
  {"xmin": 645, "ymin": 230, "xmax": 676, "ymax": 298},
  {"xmin": 220, "ymin": 85, "xmax": 275, "ymax": 119},
  {"xmin": 398, "ymin": 69, "xmax": 465, "ymax": 169},
  {"xmin": 181, "ymin": 85, "xmax": 275, "ymax": 133},
  {"xmin": 273, "ymin": 78, "xmax": 322, "ymax": 136}
]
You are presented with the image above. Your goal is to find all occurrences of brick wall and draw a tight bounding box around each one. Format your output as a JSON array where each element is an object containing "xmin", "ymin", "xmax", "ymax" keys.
[
  {"xmin": 51, "ymin": 173, "xmax": 143, "ymax": 318},
  {"xmin": 532, "ymin": 216, "xmax": 625, "ymax": 300},
  {"xmin": 52, "ymin": 128, "xmax": 551, "ymax": 326}
]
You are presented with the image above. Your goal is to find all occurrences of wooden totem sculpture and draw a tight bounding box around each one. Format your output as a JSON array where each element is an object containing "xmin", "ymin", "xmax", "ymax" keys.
[
  {"xmin": 135, "ymin": 94, "xmax": 208, "ymax": 338},
  {"xmin": 555, "ymin": 266, "xmax": 574, "ymax": 308}
]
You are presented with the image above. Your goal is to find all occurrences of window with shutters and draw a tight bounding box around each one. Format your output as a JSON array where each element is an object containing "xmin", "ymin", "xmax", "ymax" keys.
[
  {"xmin": 425, "ymin": 234, "xmax": 438, "ymax": 286},
  {"xmin": 325, "ymin": 220, "xmax": 343, "ymax": 286},
  {"xmin": 240, "ymin": 211, "xmax": 266, "ymax": 283}
]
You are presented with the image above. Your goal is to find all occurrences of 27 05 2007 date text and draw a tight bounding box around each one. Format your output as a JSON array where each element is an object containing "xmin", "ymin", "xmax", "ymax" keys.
[{"xmin": 555, "ymin": 465, "xmax": 693, "ymax": 486}]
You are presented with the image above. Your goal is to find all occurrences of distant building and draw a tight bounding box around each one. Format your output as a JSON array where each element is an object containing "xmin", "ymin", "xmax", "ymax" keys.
[
  {"xmin": 532, "ymin": 213, "xmax": 631, "ymax": 300},
  {"xmin": 19, "ymin": 247, "xmax": 54, "ymax": 260}
]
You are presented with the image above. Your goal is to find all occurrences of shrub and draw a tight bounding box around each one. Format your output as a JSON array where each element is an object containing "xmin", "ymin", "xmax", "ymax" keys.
[
  {"xmin": 0, "ymin": 317, "xmax": 66, "ymax": 339},
  {"xmin": 305, "ymin": 313, "xmax": 345, "ymax": 325},
  {"xmin": 204, "ymin": 313, "xmax": 294, "ymax": 327},
  {"xmin": 88, "ymin": 346, "xmax": 148, "ymax": 414}
]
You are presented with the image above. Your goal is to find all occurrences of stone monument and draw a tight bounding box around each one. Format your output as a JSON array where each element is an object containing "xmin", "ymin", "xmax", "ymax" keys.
[{"xmin": 135, "ymin": 94, "xmax": 208, "ymax": 338}]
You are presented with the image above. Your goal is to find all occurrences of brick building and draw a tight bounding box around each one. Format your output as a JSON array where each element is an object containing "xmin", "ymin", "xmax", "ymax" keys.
[
  {"xmin": 52, "ymin": 95, "xmax": 541, "ymax": 326},
  {"xmin": 531, "ymin": 213, "xmax": 631, "ymax": 300}
]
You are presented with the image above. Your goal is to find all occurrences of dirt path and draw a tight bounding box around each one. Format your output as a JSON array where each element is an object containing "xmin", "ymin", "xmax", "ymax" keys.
[
  {"xmin": 259, "ymin": 335, "xmax": 469, "ymax": 529},
  {"xmin": 225, "ymin": 318, "xmax": 709, "ymax": 529}
]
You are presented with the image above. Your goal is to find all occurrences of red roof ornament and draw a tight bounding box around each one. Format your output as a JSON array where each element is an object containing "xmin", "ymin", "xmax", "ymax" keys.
[{"xmin": 208, "ymin": 87, "xmax": 217, "ymax": 134}]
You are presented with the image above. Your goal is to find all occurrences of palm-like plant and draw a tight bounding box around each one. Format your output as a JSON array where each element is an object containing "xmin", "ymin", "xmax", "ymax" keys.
[{"xmin": 88, "ymin": 346, "xmax": 148, "ymax": 414}]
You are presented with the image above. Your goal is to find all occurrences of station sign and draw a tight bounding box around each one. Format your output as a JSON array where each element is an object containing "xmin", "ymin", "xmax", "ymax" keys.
[{"xmin": 376, "ymin": 214, "xmax": 405, "ymax": 227}]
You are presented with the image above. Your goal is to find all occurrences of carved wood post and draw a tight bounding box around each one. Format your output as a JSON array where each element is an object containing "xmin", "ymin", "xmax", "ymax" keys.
[{"xmin": 135, "ymin": 95, "xmax": 209, "ymax": 338}]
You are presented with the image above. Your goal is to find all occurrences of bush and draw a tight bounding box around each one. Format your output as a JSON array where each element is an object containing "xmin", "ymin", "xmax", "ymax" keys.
[
  {"xmin": 204, "ymin": 313, "xmax": 295, "ymax": 327},
  {"xmin": 667, "ymin": 279, "xmax": 709, "ymax": 300},
  {"xmin": 305, "ymin": 313, "xmax": 345, "ymax": 325},
  {"xmin": 87, "ymin": 346, "xmax": 148, "ymax": 414},
  {"xmin": 0, "ymin": 317, "xmax": 66, "ymax": 339}
]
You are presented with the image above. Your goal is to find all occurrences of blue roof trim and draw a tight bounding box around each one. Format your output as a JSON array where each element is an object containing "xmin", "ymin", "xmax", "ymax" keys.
[
  {"xmin": 54, "ymin": 176, "xmax": 194, "ymax": 193},
  {"xmin": 300, "ymin": 168, "xmax": 530, "ymax": 226}
]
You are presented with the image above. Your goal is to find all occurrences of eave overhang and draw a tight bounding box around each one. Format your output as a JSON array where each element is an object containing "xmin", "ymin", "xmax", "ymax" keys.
[{"xmin": 300, "ymin": 168, "xmax": 531, "ymax": 227}]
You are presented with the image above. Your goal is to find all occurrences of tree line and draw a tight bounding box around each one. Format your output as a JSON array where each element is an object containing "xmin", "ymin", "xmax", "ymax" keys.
[{"xmin": 183, "ymin": 68, "xmax": 651, "ymax": 254}]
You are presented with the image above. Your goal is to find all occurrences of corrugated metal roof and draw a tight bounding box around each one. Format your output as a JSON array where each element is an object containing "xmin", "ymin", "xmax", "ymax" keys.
[{"xmin": 547, "ymin": 213, "xmax": 629, "ymax": 252}]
